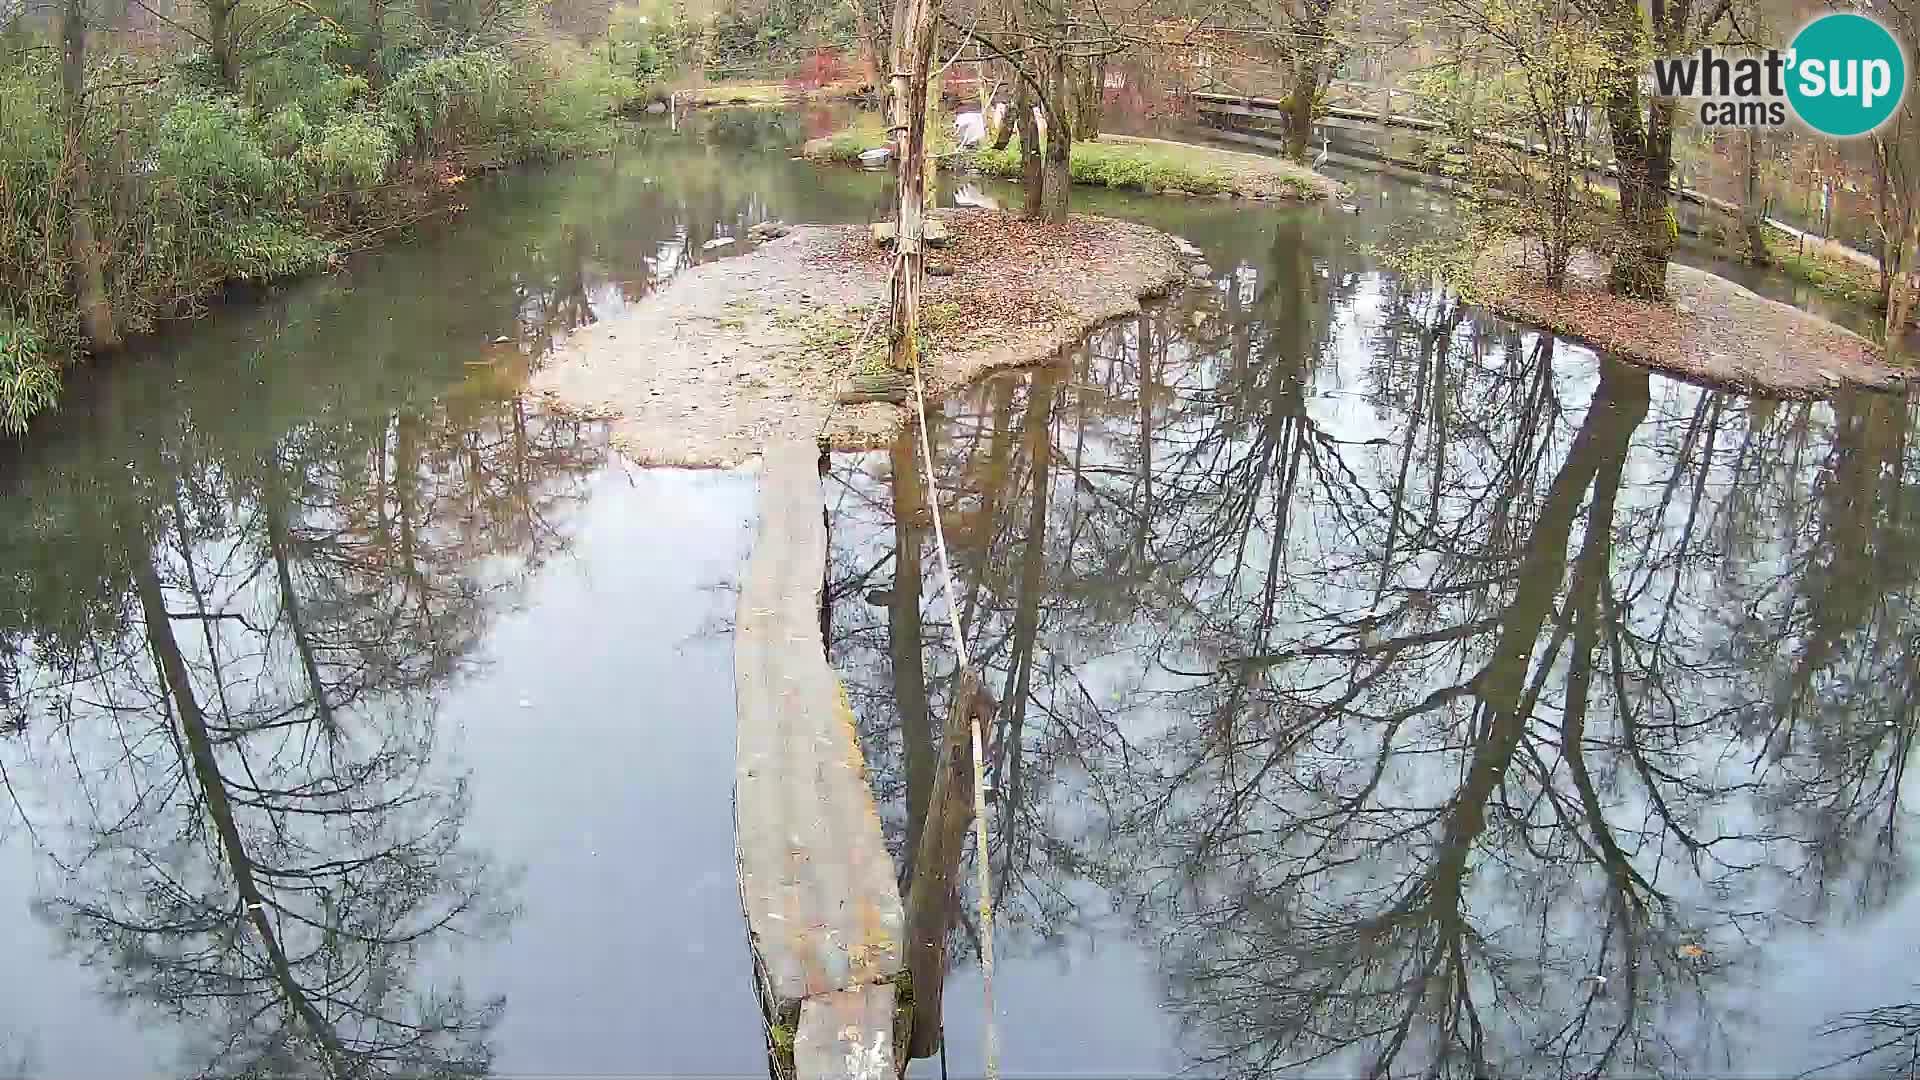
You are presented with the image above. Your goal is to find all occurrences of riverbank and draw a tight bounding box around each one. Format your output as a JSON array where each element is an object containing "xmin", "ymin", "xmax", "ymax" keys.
[
  {"xmin": 674, "ymin": 80, "xmax": 866, "ymax": 107},
  {"xmin": 0, "ymin": 35, "xmax": 635, "ymax": 434},
  {"xmin": 529, "ymin": 209, "xmax": 1185, "ymax": 465},
  {"xmin": 967, "ymin": 133, "xmax": 1342, "ymax": 201},
  {"xmin": 801, "ymin": 120, "xmax": 1339, "ymax": 201},
  {"xmin": 1474, "ymin": 244, "xmax": 1906, "ymax": 397}
]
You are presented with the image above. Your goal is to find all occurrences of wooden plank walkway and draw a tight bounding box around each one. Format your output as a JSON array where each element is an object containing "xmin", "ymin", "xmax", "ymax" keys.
[
  {"xmin": 735, "ymin": 439, "xmax": 903, "ymax": 1079},
  {"xmin": 796, "ymin": 985, "xmax": 898, "ymax": 1079}
]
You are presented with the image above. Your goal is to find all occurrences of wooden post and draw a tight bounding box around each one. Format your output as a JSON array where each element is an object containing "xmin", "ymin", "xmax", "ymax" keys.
[{"xmin": 901, "ymin": 668, "xmax": 990, "ymax": 1060}]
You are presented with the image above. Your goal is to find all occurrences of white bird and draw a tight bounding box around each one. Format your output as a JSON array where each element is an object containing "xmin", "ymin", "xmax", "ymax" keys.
[
  {"xmin": 953, "ymin": 110, "xmax": 987, "ymax": 149},
  {"xmin": 1313, "ymin": 131, "xmax": 1329, "ymax": 170},
  {"xmin": 953, "ymin": 183, "xmax": 999, "ymax": 210}
]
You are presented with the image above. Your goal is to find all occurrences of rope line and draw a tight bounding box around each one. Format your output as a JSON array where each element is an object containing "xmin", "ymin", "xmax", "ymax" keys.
[{"xmin": 908, "ymin": 327, "xmax": 999, "ymax": 1080}]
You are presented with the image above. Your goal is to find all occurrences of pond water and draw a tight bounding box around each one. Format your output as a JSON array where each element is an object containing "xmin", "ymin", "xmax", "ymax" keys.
[{"xmin": 0, "ymin": 107, "xmax": 1914, "ymax": 1078}]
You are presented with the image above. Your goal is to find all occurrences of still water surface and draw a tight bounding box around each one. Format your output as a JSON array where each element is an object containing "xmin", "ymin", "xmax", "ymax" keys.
[{"xmin": 0, "ymin": 107, "xmax": 1914, "ymax": 1077}]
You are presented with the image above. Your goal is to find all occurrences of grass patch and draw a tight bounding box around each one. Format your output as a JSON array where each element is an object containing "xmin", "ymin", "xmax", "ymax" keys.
[
  {"xmin": 800, "ymin": 113, "xmax": 956, "ymax": 162},
  {"xmin": 776, "ymin": 304, "xmax": 870, "ymax": 350},
  {"xmin": 965, "ymin": 133, "xmax": 1333, "ymax": 200},
  {"xmin": 1775, "ymin": 246, "xmax": 1886, "ymax": 310},
  {"xmin": 679, "ymin": 83, "xmax": 794, "ymax": 107},
  {"xmin": 800, "ymin": 121, "xmax": 883, "ymax": 163},
  {"xmin": 773, "ymin": 297, "xmax": 977, "ymax": 374}
]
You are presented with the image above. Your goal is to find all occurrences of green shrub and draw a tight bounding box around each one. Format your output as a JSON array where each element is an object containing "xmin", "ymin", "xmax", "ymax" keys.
[
  {"xmin": 381, "ymin": 50, "xmax": 514, "ymax": 152},
  {"xmin": 608, "ymin": 2, "xmax": 678, "ymax": 84},
  {"xmin": 801, "ymin": 125, "xmax": 882, "ymax": 163},
  {"xmin": 0, "ymin": 69, "xmax": 61, "ymax": 174},
  {"xmin": 156, "ymin": 94, "xmax": 279, "ymax": 200},
  {"xmin": 299, "ymin": 111, "xmax": 397, "ymax": 188},
  {"xmin": 801, "ymin": 114, "xmax": 948, "ymax": 162},
  {"xmin": 0, "ymin": 25, "xmax": 634, "ymax": 433},
  {"xmin": 0, "ymin": 66, "xmax": 74, "ymax": 376},
  {"xmin": 208, "ymin": 213, "xmax": 336, "ymax": 281},
  {"xmin": 0, "ymin": 318, "xmax": 59, "ymax": 436},
  {"xmin": 521, "ymin": 41, "xmax": 631, "ymax": 146},
  {"xmin": 245, "ymin": 28, "xmax": 368, "ymax": 124},
  {"xmin": 1779, "ymin": 249, "xmax": 1886, "ymax": 310},
  {"xmin": 261, "ymin": 102, "xmax": 313, "ymax": 155}
]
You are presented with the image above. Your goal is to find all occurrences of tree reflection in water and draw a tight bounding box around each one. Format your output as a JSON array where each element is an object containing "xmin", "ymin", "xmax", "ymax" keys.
[
  {"xmin": 1, "ymin": 372, "xmax": 607, "ymax": 1077},
  {"xmin": 828, "ymin": 217, "xmax": 1918, "ymax": 1077},
  {"xmin": 0, "ymin": 111, "xmax": 893, "ymax": 1077}
]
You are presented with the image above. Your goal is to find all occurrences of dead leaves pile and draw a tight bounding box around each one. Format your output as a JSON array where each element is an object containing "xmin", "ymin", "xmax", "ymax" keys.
[{"xmin": 812, "ymin": 209, "xmax": 1132, "ymax": 346}]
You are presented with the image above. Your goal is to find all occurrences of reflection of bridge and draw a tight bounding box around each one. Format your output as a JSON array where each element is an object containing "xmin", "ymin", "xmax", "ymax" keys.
[{"xmin": 1188, "ymin": 87, "xmax": 1888, "ymax": 277}]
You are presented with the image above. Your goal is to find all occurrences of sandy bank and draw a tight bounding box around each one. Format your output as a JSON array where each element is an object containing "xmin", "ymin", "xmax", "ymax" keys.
[
  {"xmin": 1477, "ymin": 246, "xmax": 1908, "ymax": 398},
  {"xmin": 529, "ymin": 209, "xmax": 1186, "ymax": 465}
]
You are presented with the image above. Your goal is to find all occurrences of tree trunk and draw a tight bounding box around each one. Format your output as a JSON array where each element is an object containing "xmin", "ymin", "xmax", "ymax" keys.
[
  {"xmin": 990, "ymin": 99, "xmax": 1015, "ymax": 150},
  {"xmin": 207, "ymin": 0, "xmax": 236, "ymax": 86},
  {"xmin": 61, "ymin": 0, "xmax": 118, "ymax": 352},
  {"xmin": 367, "ymin": 0, "xmax": 386, "ymax": 88},
  {"xmin": 994, "ymin": 365, "xmax": 1056, "ymax": 842},
  {"xmin": 1282, "ymin": 0, "xmax": 1335, "ymax": 162},
  {"xmin": 1037, "ymin": 47, "xmax": 1070, "ymax": 223},
  {"xmin": 1072, "ymin": 56, "xmax": 1102, "ymax": 140},
  {"xmin": 1874, "ymin": 116, "xmax": 1917, "ymax": 339},
  {"xmin": 1742, "ymin": 128, "xmax": 1769, "ymax": 266},
  {"xmin": 265, "ymin": 476, "xmax": 338, "ymax": 739},
  {"xmin": 1283, "ymin": 66, "xmax": 1316, "ymax": 162},
  {"xmin": 988, "ymin": 56, "xmax": 1014, "ymax": 150},
  {"xmin": 1014, "ymin": 79, "xmax": 1042, "ymax": 218},
  {"xmin": 901, "ymin": 669, "xmax": 989, "ymax": 1060},
  {"xmin": 924, "ymin": 58, "xmax": 941, "ymax": 212},
  {"xmin": 1604, "ymin": 92, "xmax": 1675, "ymax": 299},
  {"xmin": 857, "ymin": 0, "xmax": 890, "ymax": 89},
  {"xmin": 1601, "ymin": 6, "xmax": 1678, "ymax": 300},
  {"xmin": 885, "ymin": 0, "xmax": 938, "ymax": 371}
]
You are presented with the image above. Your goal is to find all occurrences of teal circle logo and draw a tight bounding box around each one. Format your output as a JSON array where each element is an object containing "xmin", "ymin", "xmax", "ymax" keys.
[{"xmin": 1787, "ymin": 13, "xmax": 1907, "ymax": 137}]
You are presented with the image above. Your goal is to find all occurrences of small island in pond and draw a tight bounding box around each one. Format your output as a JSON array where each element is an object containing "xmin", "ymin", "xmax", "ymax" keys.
[
  {"xmin": 1467, "ymin": 242, "xmax": 1909, "ymax": 398},
  {"xmin": 530, "ymin": 209, "xmax": 1189, "ymax": 467}
]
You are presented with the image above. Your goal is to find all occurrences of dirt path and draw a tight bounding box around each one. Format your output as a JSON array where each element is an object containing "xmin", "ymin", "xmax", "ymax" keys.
[
  {"xmin": 529, "ymin": 209, "xmax": 1186, "ymax": 466},
  {"xmin": 1478, "ymin": 246, "xmax": 1909, "ymax": 398}
]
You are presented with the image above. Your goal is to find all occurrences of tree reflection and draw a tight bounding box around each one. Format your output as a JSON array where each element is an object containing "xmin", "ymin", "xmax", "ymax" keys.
[
  {"xmin": 829, "ymin": 216, "xmax": 1919, "ymax": 1076},
  {"xmin": 2, "ymin": 370, "xmax": 607, "ymax": 1077},
  {"xmin": 1811, "ymin": 998, "xmax": 1920, "ymax": 1078}
]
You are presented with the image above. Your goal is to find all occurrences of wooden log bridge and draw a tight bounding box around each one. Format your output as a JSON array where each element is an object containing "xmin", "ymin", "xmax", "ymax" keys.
[{"xmin": 735, "ymin": 440, "xmax": 905, "ymax": 1080}]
